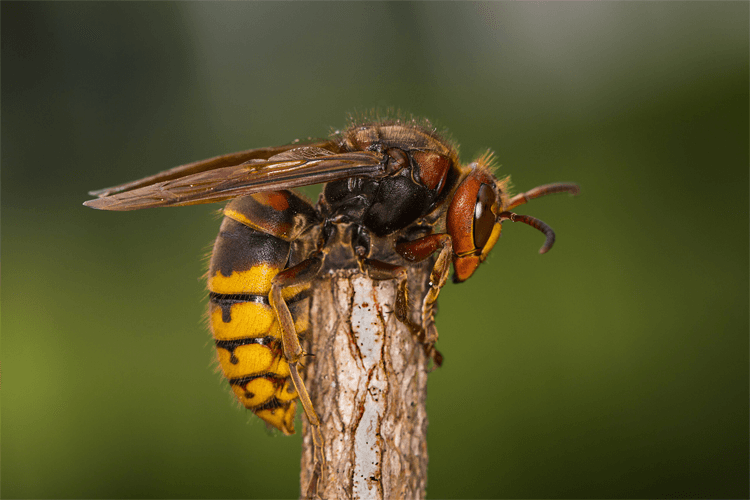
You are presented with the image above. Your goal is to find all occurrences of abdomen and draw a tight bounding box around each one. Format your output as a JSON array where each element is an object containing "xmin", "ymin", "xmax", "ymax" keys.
[{"xmin": 207, "ymin": 191, "xmax": 317, "ymax": 434}]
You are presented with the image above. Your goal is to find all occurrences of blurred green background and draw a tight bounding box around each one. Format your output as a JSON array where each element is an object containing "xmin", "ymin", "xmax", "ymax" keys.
[{"xmin": 2, "ymin": 2, "xmax": 747, "ymax": 499}]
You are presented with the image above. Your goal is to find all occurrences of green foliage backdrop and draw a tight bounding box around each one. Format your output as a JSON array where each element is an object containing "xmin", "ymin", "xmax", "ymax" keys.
[{"xmin": 2, "ymin": 3, "xmax": 747, "ymax": 498}]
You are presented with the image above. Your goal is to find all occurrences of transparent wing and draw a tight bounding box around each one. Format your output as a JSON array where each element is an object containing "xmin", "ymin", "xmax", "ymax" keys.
[{"xmin": 84, "ymin": 148, "xmax": 386, "ymax": 211}]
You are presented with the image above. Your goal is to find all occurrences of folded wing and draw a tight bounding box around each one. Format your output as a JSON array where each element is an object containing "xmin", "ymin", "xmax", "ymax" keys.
[{"xmin": 84, "ymin": 147, "xmax": 385, "ymax": 211}]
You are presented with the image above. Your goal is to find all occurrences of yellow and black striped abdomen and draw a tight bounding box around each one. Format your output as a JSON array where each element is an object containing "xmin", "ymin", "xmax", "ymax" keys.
[{"xmin": 207, "ymin": 191, "xmax": 318, "ymax": 434}]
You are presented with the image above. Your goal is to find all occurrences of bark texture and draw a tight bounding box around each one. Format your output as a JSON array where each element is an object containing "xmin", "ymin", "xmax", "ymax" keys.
[{"xmin": 300, "ymin": 265, "xmax": 434, "ymax": 499}]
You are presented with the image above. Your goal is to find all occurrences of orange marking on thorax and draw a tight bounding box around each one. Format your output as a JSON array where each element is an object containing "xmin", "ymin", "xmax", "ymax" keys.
[{"xmin": 259, "ymin": 192, "xmax": 290, "ymax": 211}]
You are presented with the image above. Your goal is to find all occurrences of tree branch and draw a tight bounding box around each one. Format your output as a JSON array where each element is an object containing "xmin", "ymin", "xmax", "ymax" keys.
[{"xmin": 300, "ymin": 263, "xmax": 435, "ymax": 499}]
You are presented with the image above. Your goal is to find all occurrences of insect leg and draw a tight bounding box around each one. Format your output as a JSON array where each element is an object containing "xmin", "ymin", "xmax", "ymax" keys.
[
  {"xmin": 358, "ymin": 257, "xmax": 420, "ymax": 333},
  {"xmin": 395, "ymin": 234, "xmax": 453, "ymax": 367},
  {"xmin": 268, "ymin": 256, "xmax": 327, "ymax": 475},
  {"xmin": 358, "ymin": 248, "xmax": 447, "ymax": 367}
]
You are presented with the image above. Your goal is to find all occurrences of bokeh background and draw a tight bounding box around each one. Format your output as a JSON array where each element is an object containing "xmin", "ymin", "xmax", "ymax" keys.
[{"xmin": 2, "ymin": 2, "xmax": 747, "ymax": 499}]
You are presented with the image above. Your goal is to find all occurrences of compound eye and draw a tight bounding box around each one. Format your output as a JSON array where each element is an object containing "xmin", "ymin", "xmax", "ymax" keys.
[{"xmin": 473, "ymin": 184, "xmax": 496, "ymax": 250}]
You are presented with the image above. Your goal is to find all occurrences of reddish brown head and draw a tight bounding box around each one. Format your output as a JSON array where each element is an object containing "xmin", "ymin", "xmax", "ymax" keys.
[
  {"xmin": 446, "ymin": 154, "xmax": 580, "ymax": 283},
  {"xmin": 446, "ymin": 157, "xmax": 508, "ymax": 283}
]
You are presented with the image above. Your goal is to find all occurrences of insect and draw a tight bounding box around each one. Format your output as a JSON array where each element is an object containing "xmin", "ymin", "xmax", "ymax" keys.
[{"xmin": 84, "ymin": 116, "xmax": 579, "ymax": 488}]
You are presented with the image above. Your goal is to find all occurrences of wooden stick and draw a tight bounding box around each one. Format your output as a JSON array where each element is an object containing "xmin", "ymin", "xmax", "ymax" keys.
[{"xmin": 300, "ymin": 263, "xmax": 434, "ymax": 499}]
